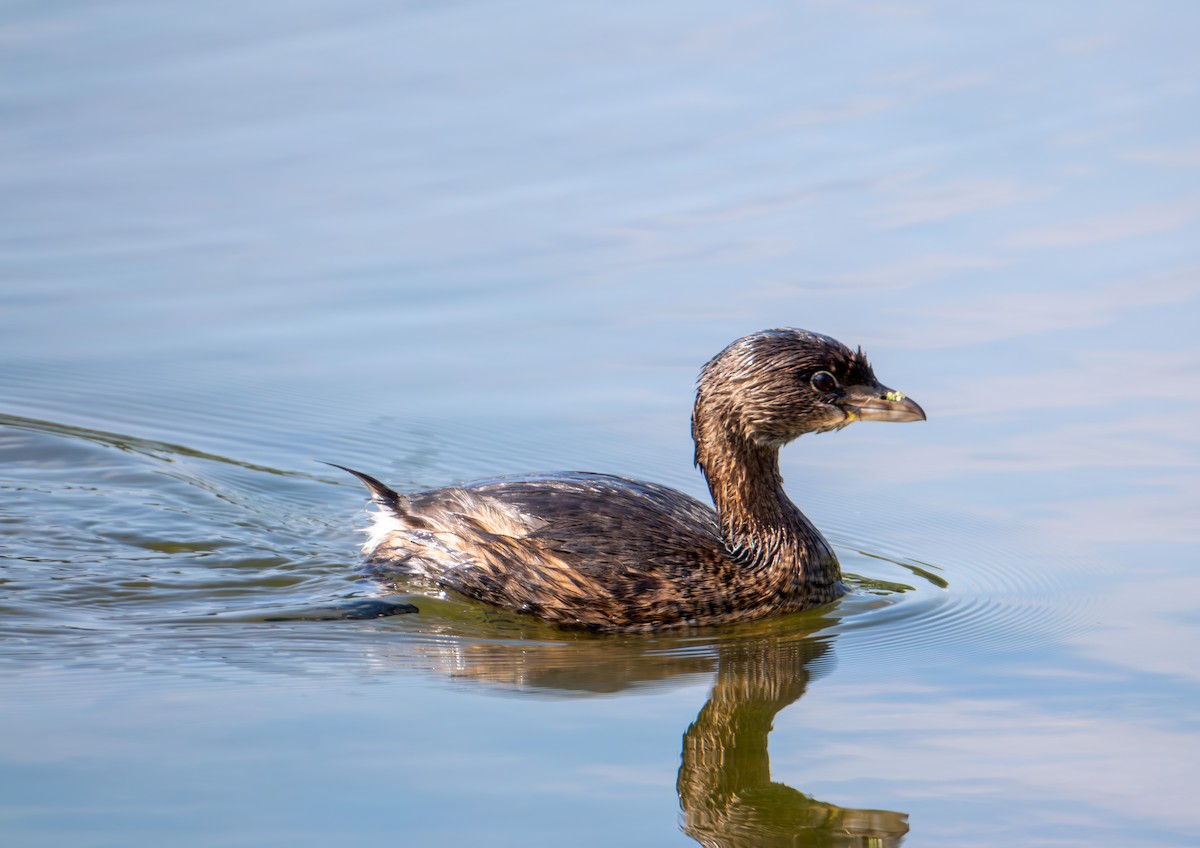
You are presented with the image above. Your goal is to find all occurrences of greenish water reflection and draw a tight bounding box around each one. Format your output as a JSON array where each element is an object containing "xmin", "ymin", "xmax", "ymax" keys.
[
  {"xmin": 364, "ymin": 608, "xmax": 909, "ymax": 846},
  {"xmin": 678, "ymin": 636, "xmax": 907, "ymax": 847}
]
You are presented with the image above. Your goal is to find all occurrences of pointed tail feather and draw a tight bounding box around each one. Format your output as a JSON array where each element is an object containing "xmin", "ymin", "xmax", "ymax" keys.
[{"xmin": 324, "ymin": 462, "xmax": 408, "ymax": 514}]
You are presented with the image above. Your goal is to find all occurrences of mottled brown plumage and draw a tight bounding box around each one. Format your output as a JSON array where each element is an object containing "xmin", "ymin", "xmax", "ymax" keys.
[{"xmin": 336, "ymin": 328, "xmax": 924, "ymax": 631}]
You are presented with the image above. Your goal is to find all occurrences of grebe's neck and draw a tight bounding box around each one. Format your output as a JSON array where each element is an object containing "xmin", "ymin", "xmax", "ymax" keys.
[{"xmin": 694, "ymin": 425, "xmax": 841, "ymax": 591}]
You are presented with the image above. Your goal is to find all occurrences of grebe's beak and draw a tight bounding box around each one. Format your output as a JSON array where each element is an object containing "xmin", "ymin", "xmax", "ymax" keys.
[{"xmin": 838, "ymin": 384, "xmax": 926, "ymax": 424}]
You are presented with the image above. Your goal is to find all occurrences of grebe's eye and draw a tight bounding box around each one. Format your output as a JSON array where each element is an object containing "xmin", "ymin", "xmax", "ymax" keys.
[{"xmin": 810, "ymin": 370, "xmax": 837, "ymax": 393}]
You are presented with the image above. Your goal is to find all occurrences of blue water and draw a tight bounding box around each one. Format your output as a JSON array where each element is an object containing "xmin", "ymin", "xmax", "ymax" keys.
[{"xmin": 2, "ymin": 2, "xmax": 1199, "ymax": 845}]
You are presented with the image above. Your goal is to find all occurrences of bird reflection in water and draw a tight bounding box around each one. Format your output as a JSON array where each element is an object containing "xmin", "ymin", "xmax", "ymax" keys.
[
  {"xmin": 385, "ymin": 609, "xmax": 908, "ymax": 846},
  {"xmin": 678, "ymin": 634, "xmax": 907, "ymax": 847}
]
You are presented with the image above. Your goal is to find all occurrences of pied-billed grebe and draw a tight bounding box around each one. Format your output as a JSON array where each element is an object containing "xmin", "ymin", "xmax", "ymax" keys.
[{"xmin": 335, "ymin": 328, "xmax": 924, "ymax": 631}]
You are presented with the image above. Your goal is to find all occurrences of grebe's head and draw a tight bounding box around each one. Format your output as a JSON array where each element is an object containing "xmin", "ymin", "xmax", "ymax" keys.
[{"xmin": 693, "ymin": 328, "xmax": 925, "ymax": 452}]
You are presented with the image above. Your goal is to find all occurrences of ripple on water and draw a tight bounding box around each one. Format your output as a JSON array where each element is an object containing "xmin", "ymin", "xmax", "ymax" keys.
[
  {"xmin": 827, "ymin": 509, "xmax": 1101, "ymax": 669},
  {"xmin": 1, "ymin": 388, "xmax": 1102, "ymax": 697}
]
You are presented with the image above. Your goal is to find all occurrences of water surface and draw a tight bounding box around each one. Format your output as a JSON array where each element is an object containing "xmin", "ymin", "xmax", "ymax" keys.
[{"xmin": 2, "ymin": 2, "xmax": 1199, "ymax": 845}]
